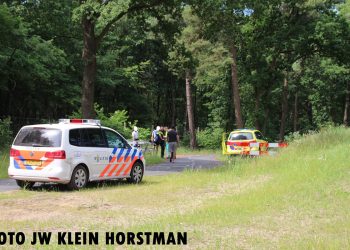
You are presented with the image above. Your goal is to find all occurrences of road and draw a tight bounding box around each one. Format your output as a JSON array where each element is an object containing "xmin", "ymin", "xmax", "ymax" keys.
[{"xmin": 0, "ymin": 154, "xmax": 221, "ymax": 192}]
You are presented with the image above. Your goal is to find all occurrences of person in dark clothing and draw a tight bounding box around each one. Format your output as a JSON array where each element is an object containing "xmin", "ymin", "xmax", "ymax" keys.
[
  {"xmin": 167, "ymin": 127, "xmax": 179, "ymax": 163},
  {"xmin": 159, "ymin": 127, "xmax": 166, "ymax": 158}
]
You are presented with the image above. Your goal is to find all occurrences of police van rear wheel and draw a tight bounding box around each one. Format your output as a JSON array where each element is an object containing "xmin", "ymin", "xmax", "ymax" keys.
[
  {"xmin": 68, "ymin": 165, "xmax": 88, "ymax": 190},
  {"xmin": 127, "ymin": 162, "xmax": 143, "ymax": 184},
  {"xmin": 16, "ymin": 180, "xmax": 35, "ymax": 189}
]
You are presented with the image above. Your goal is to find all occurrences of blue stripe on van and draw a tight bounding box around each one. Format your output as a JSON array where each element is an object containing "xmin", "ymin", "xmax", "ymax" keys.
[
  {"xmin": 131, "ymin": 149, "xmax": 137, "ymax": 161},
  {"xmin": 14, "ymin": 160, "xmax": 21, "ymax": 169},
  {"xmin": 112, "ymin": 147, "xmax": 118, "ymax": 155},
  {"xmin": 117, "ymin": 148, "xmax": 124, "ymax": 161},
  {"xmin": 124, "ymin": 148, "xmax": 131, "ymax": 160}
]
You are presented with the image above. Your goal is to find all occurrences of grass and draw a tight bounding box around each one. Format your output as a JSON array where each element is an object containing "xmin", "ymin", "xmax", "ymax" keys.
[
  {"xmin": 176, "ymin": 146, "xmax": 221, "ymax": 156},
  {"xmin": 143, "ymin": 152, "xmax": 166, "ymax": 165},
  {"xmin": 0, "ymin": 149, "xmax": 9, "ymax": 179},
  {"xmin": 0, "ymin": 127, "xmax": 350, "ymax": 249}
]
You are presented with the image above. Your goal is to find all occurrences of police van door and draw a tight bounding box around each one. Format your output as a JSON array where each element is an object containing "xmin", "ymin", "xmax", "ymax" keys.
[
  {"xmin": 97, "ymin": 129, "xmax": 131, "ymax": 179},
  {"xmin": 79, "ymin": 128, "xmax": 109, "ymax": 179}
]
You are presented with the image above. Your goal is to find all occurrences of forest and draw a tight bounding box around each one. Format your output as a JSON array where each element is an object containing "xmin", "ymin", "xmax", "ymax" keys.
[{"xmin": 0, "ymin": 0, "xmax": 349, "ymax": 148}]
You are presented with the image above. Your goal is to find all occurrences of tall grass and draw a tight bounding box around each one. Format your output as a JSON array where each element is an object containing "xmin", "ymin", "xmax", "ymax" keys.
[
  {"xmin": 143, "ymin": 152, "xmax": 165, "ymax": 165},
  {"xmin": 0, "ymin": 149, "xmax": 9, "ymax": 179}
]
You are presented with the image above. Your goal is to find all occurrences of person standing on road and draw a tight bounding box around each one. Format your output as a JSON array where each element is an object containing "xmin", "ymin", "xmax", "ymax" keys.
[
  {"xmin": 132, "ymin": 126, "xmax": 139, "ymax": 147},
  {"xmin": 151, "ymin": 126, "xmax": 160, "ymax": 153},
  {"xmin": 164, "ymin": 127, "xmax": 169, "ymax": 159},
  {"xmin": 167, "ymin": 126, "xmax": 179, "ymax": 163},
  {"xmin": 159, "ymin": 126, "xmax": 166, "ymax": 158}
]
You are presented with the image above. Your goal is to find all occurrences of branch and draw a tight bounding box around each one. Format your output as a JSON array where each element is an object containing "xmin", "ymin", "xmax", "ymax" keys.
[
  {"xmin": 6, "ymin": 48, "xmax": 17, "ymax": 66},
  {"xmin": 96, "ymin": 0, "xmax": 164, "ymax": 44}
]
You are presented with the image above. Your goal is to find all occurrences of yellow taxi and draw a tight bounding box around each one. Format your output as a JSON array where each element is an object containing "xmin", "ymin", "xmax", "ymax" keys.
[{"xmin": 223, "ymin": 129, "xmax": 268, "ymax": 155}]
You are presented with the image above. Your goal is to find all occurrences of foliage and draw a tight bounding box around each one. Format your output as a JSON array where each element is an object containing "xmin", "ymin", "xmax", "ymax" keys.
[
  {"xmin": 137, "ymin": 127, "xmax": 152, "ymax": 141},
  {"xmin": 69, "ymin": 103, "xmax": 151, "ymax": 140},
  {"xmin": 0, "ymin": 1, "xmax": 350, "ymax": 148},
  {"xmin": 196, "ymin": 127, "xmax": 224, "ymax": 149},
  {"xmin": 0, "ymin": 117, "xmax": 12, "ymax": 149}
]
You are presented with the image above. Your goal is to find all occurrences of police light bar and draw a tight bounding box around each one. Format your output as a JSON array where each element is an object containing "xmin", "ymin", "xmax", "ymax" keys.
[{"xmin": 59, "ymin": 119, "xmax": 101, "ymax": 125}]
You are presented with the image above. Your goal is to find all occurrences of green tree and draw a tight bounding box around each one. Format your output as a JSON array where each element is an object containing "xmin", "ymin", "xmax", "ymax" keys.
[{"xmin": 72, "ymin": 0, "xmax": 180, "ymax": 119}]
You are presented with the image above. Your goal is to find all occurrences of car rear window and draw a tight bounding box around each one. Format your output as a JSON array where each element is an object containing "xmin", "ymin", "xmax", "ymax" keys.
[
  {"xmin": 229, "ymin": 132, "xmax": 253, "ymax": 140},
  {"xmin": 14, "ymin": 127, "xmax": 62, "ymax": 147}
]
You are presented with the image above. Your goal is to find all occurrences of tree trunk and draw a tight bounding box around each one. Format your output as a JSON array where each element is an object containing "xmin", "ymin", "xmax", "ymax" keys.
[
  {"xmin": 171, "ymin": 84, "xmax": 176, "ymax": 127},
  {"xmin": 293, "ymin": 92, "xmax": 298, "ymax": 132},
  {"xmin": 230, "ymin": 45, "xmax": 244, "ymax": 128},
  {"xmin": 81, "ymin": 17, "xmax": 97, "ymax": 119},
  {"xmin": 344, "ymin": 81, "xmax": 350, "ymax": 126},
  {"xmin": 279, "ymin": 75, "xmax": 289, "ymax": 141},
  {"xmin": 185, "ymin": 71, "xmax": 197, "ymax": 149}
]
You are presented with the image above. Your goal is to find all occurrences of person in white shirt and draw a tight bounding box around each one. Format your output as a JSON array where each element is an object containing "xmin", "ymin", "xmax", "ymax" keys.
[{"xmin": 132, "ymin": 126, "xmax": 139, "ymax": 147}]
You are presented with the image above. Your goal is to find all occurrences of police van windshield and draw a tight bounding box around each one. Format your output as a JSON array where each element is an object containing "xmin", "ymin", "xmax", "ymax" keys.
[
  {"xmin": 229, "ymin": 132, "xmax": 253, "ymax": 140},
  {"xmin": 14, "ymin": 127, "xmax": 62, "ymax": 147}
]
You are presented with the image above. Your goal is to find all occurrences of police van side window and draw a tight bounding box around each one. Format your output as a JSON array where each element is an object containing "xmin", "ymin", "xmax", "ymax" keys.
[
  {"xmin": 69, "ymin": 129, "xmax": 81, "ymax": 146},
  {"xmin": 81, "ymin": 129, "xmax": 107, "ymax": 147},
  {"xmin": 104, "ymin": 130, "xmax": 128, "ymax": 148}
]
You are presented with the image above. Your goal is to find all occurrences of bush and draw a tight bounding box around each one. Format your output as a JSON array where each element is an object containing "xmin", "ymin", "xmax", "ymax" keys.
[
  {"xmin": 69, "ymin": 103, "xmax": 151, "ymax": 140},
  {"xmin": 197, "ymin": 127, "xmax": 224, "ymax": 149},
  {"xmin": 101, "ymin": 110, "xmax": 132, "ymax": 138},
  {"xmin": 0, "ymin": 117, "xmax": 12, "ymax": 149},
  {"xmin": 137, "ymin": 127, "xmax": 151, "ymax": 141}
]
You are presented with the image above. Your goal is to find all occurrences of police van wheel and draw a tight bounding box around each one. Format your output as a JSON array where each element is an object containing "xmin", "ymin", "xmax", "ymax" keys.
[
  {"xmin": 68, "ymin": 165, "xmax": 88, "ymax": 190},
  {"xmin": 127, "ymin": 162, "xmax": 144, "ymax": 184},
  {"xmin": 16, "ymin": 180, "xmax": 35, "ymax": 189}
]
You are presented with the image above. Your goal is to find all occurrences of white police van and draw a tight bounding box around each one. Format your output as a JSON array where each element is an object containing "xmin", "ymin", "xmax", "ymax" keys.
[{"xmin": 8, "ymin": 119, "xmax": 145, "ymax": 190}]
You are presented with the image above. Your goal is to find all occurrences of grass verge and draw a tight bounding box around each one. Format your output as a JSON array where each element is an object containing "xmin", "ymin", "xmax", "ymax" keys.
[
  {"xmin": 0, "ymin": 127, "xmax": 349, "ymax": 249},
  {"xmin": 0, "ymin": 149, "xmax": 9, "ymax": 179},
  {"xmin": 143, "ymin": 152, "xmax": 166, "ymax": 165}
]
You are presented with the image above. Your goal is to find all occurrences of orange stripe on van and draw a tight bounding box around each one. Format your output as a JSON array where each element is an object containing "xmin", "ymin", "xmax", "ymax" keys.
[
  {"xmin": 122, "ymin": 158, "xmax": 137, "ymax": 176},
  {"xmin": 20, "ymin": 150, "xmax": 46, "ymax": 160},
  {"xmin": 108, "ymin": 163, "xmax": 120, "ymax": 177},
  {"xmin": 99, "ymin": 156, "xmax": 117, "ymax": 177},
  {"xmin": 14, "ymin": 158, "xmax": 27, "ymax": 169},
  {"xmin": 33, "ymin": 159, "xmax": 53, "ymax": 170},
  {"xmin": 115, "ymin": 163, "xmax": 128, "ymax": 176},
  {"xmin": 15, "ymin": 150, "xmax": 55, "ymax": 171}
]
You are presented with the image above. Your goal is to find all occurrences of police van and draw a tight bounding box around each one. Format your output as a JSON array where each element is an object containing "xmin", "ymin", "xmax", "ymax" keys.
[{"xmin": 8, "ymin": 119, "xmax": 145, "ymax": 190}]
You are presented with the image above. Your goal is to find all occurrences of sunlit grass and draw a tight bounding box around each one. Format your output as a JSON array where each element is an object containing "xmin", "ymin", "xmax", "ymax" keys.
[
  {"xmin": 0, "ymin": 149, "xmax": 9, "ymax": 179},
  {"xmin": 143, "ymin": 152, "xmax": 165, "ymax": 165}
]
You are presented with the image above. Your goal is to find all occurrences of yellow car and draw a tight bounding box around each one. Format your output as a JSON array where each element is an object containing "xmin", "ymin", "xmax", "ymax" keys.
[{"xmin": 223, "ymin": 129, "xmax": 268, "ymax": 155}]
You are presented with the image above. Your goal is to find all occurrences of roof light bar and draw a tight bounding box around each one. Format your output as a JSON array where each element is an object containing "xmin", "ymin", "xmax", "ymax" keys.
[{"xmin": 59, "ymin": 119, "xmax": 101, "ymax": 125}]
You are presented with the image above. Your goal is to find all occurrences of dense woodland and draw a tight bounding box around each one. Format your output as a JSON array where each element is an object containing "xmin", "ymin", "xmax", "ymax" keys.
[{"xmin": 0, "ymin": 0, "xmax": 349, "ymax": 148}]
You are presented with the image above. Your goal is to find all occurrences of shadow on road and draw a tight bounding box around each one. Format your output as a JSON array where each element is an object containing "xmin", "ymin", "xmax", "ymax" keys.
[{"xmin": 22, "ymin": 178, "xmax": 160, "ymax": 192}]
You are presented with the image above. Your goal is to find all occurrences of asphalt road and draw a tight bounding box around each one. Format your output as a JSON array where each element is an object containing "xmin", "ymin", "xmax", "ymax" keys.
[{"xmin": 0, "ymin": 154, "xmax": 221, "ymax": 192}]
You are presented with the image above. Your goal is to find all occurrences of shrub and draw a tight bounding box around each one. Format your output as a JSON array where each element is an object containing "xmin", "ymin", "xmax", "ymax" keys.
[
  {"xmin": 69, "ymin": 104, "xmax": 151, "ymax": 140},
  {"xmin": 197, "ymin": 127, "xmax": 224, "ymax": 149},
  {"xmin": 137, "ymin": 127, "xmax": 151, "ymax": 141},
  {"xmin": 0, "ymin": 117, "xmax": 12, "ymax": 149}
]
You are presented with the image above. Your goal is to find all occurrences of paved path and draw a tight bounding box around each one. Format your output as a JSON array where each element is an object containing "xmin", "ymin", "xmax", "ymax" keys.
[{"xmin": 0, "ymin": 154, "xmax": 221, "ymax": 192}]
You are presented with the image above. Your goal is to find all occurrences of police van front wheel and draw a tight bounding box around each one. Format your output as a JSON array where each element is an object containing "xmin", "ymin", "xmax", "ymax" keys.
[
  {"xmin": 68, "ymin": 165, "xmax": 88, "ymax": 190},
  {"xmin": 127, "ymin": 162, "xmax": 144, "ymax": 184}
]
